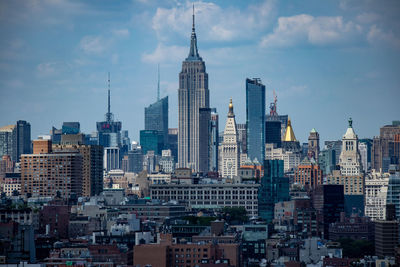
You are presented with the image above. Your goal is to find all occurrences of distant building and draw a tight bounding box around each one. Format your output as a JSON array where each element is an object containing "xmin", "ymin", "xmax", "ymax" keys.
[
  {"xmin": 319, "ymin": 148, "xmax": 336, "ymax": 176},
  {"xmin": 145, "ymin": 96, "xmax": 168, "ymax": 147},
  {"xmin": 168, "ymin": 128, "xmax": 178, "ymax": 162},
  {"xmin": 325, "ymin": 140, "xmax": 342, "ymax": 166},
  {"xmin": 104, "ymin": 147, "xmax": 120, "ymax": 171},
  {"xmin": 364, "ymin": 170, "xmax": 390, "ymax": 220},
  {"xmin": 21, "ymin": 140, "xmax": 83, "ymax": 198},
  {"xmin": 237, "ymin": 123, "xmax": 247, "ymax": 154},
  {"xmin": 61, "ymin": 122, "xmax": 80, "ymax": 134},
  {"xmin": 140, "ymin": 130, "xmax": 163, "ymax": 155},
  {"xmin": 246, "ymin": 78, "xmax": 265, "ymax": 163},
  {"xmin": 375, "ymin": 219, "xmax": 399, "ymax": 257},
  {"xmin": 372, "ymin": 121, "xmax": 400, "ymax": 172},
  {"xmin": 198, "ymin": 107, "xmax": 211, "ymax": 173},
  {"xmin": 266, "ymin": 114, "xmax": 288, "ymax": 141},
  {"xmin": 16, "ymin": 120, "xmax": 31, "ymax": 160},
  {"xmin": 209, "ymin": 108, "xmax": 219, "ymax": 172},
  {"xmin": 387, "ymin": 171, "xmax": 400, "ymax": 219},
  {"xmin": 178, "ymin": 11, "xmax": 209, "ymax": 172},
  {"xmin": 294, "ymin": 157, "xmax": 323, "ymax": 189},
  {"xmin": 121, "ymin": 147, "xmax": 143, "ymax": 174},
  {"xmin": 339, "ymin": 118, "xmax": 362, "ymax": 176},
  {"xmin": 308, "ymin": 128, "xmax": 320, "ymax": 161},
  {"xmin": 265, "ymin": 120, "xmax": 281, "ymax": 148},
  {"xmin": 219, "ymin": 99, "xmax": 240, "ymax": 178},
  {"xmin": 159, "ymin": 149, "xmax": 175, "ymax": 173},
  {"xmin": 0, "ymin": 125, "xmax": 16, "ymax": 161}
]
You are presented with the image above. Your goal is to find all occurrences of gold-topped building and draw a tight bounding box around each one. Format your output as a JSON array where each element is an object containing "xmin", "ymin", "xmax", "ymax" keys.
[{"xmin": 283, "ymin": 118, "xmax": 296, "ymax": 142}]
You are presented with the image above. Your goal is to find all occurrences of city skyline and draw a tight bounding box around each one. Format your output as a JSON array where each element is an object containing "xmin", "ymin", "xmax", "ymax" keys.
[{"xmin": 0, "ymin": 0, "xmax": 399, "ymax": 144}]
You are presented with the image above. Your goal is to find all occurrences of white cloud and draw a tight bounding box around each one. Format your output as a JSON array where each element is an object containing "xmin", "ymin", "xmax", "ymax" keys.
[
  {"xmin": 367, "ymin": 24, "xmax": 400, "ymax": 49},
  {"xmin": 141, "ymin": 44, "xmax": 186, "ymax": 64},
  {"xmin": 356, "ymin": 12, "xmax": 380, "ymax": 24},
  {"xmin": 112, "ymin": 28, "xmax": 130, "ymax": 38},
  {"xmin": 151, "ymin": 0, "xmax": 275, "ymax": 42},
  {"xmin": 79, "ymin": 35, "xmax": 110, "ymax": 54},
  {"xmin": 260, "ymin": 14, "xmax": 362, "ymax": 47},
  {"xmin": 37, "ymin": 62, "xmax": 57, "ymax": 76}
]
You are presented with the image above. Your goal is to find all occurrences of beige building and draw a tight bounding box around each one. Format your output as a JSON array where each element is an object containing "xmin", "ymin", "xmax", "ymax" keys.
[
  {"xmin": 21, "ymin": 140, "xmax": 83, "ymax": 198},
  {"xmin": 219, "ymin": 99, "xmax": 240, "ymax": 178},
  {"xmin": 265, "ymin": 143, "xmax": 300, "ymax": 172},
  {"xmin": 326, "ymin": 170, "xmax": 364, "ymax": 195},
  {"xmin": 339, "ymin": 118, "xmax": 362, "ymax": 176},
  {"xmin": 364, "ymin": 170, "xmax": 390, "ymax": 220}
]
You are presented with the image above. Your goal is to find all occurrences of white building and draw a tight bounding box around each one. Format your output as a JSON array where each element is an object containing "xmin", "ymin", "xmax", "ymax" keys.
[
  {"xmin": 364, "ymin": 170, "xmax": 390, "ymax": 220},
  {"xmin": 339, "ymin": 118, "xmax": 362, "ymax": 176},
  {"xmin": 265, "ymin": 143, "xmax": 301, "ymax": 172},
  {"xmin": 219, "ymin": 99, "xmax": 240, "ymax": 178},
  {"xmin": 104, "ymin": 147, "xmax": 120, "ymax": 171},
  {"xmin": 358, "ymin": 142, "xmax": 368, "ymax": 172},
  {"xmin": 159, "ymin": 149, "xmax": 175, "ymax": 173}
]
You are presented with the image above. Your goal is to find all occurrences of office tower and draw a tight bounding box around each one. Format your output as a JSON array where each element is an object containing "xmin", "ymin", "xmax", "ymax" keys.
[
  {"xmin": 375, "ymin": 205, "xmax": 399, "ymax": 258},
  {"xmin": 159, "ymin": 149, "xmax": 175, "ymax": 173},
  {"xmin": 50, "ymin": 126, "xmax": 62, "ymax": 145},
  {"xmin": 0, "ymin": 125, "xmax": 16, "ymax": 161},
  {"xmin": 266, "ymin": 91, "xmax": 288, "ymax": 140},
  {"xmin": 104, "ymin": 147, "xmax": 120, "ymax": 171},
  {"xmin": 307, "ymin": 129, "xmax": 320, "ymax": 161},
  {"xmin": 258, "ymin": 159, "xmax": 289, "ymax": 222},
  {"xmin": 16, "ymin": 120, "xmax": 31, "ymax": 160},
  {"xmin": 121, "ymin": 130, "xmax": 131, "ymax": 151},
  {"xmin": 294, "ymin": 158, "xmax": 323, "ymax": 189},
  {"xmin": 178, "ymin": 9, "xmax": 209, "ymax": 172},
  {"xmin": 358, "ymin": 142, "xmax": 368, "ymax": 172},
  {"xmin": 140, "ymin": 130, "xmax": 163, "ymax": 155},
  {"xmin": 339, "ymin": 118, "xmax": 362, "ymax": 176},
  {"xmin": 96, "ymin": 74, "xmax": 122, "ymax": 148},
  {"xmin": 246, "ymin": 78, "xmax": 266, "ymax": 163},
  {"xmin": 372, "ymin": 121, "xmax": 400, "ymax": 172},
  {"xmin": 236, "ymin": 123, "xmax": 247, "ymax": 154},
  {"xmin": 121, "ymin": 147, "xmax": 143, "ymax": 174},
  {"xmin": 265, "ymin": 120, "xmax": 281, "ymax": 149},
  {"xmin": 387, "ymin": 171, "xmax": 400, "ymax": 219},
  {"xmin": 53, "ymin": 144, "xmax": 103, "ymax": 197},
  {"xmin": 21, "ymin": 140, "xmax": 83, "ymax": 198},
  {"xmin": 210, "ymin": 108, "xmax": 219, "ymax": 172},
  {"xmin": 364, "ymin": 170, "xmax": 390, "ymax": 220},
  {"xmin": 198, "ymin": 108, "xmax": 211, "ymax": 173},
  {"xmin": 62, "ymin": 122, "xmax": 80, "ymax": 134},
  {"xmin": 168, "ymin": 128, "xmax": 178, "ymax": 161},
  {"xmin": 145, "ymin": 96, "xmax": 168, "ymax": 146},
  {"xmin": 219, "ymin": 99, "xmax": 240, "ymax": 178},
  {"xmin": 325, "ymin": 140, "xmax": 342, "ymax": 166},
  {"xmin": 319, "ymin": 148, "xmax": 336, "ymax": 175},
  {"xmin": 359, "ymin": 138, "xmax": 373, "ymax": 171},
  {"xmin": 313, "ymin": 184, "xmax": 344, "ymax": 240}
]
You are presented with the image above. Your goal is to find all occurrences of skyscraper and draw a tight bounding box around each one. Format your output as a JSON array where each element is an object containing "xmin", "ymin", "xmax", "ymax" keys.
[
  {"xmin": 16, "ymin": 120, "xmax": 31, "ymax": 160},
  {"xmin": 219, "ymin": 99, "xmax": 239, "ymax": 178},
  {"xmin": 199, "ymin": 108, "xmax": 211, "ymax": 173},
  {"xmin": 210, "ymin": 108, "xmax": 219, "ymax": 172},
  {"xmin": 339, "ymin": 118, "xmax": 362, "ymax": 176},
  {"xmin": 307, "ymin": 128, "xmax": 320, "ymax": 161},
  {"xmin": 178, "ymin": 8, "xmax": 209, "ymax": 171},
  {"xmin": 246, "ymin": 78, "xmax": 265, "ymax": 163},
  {"xmin": 145, "ymin": 96, "xmax": 168, "ymax": 146},
  {"xmin": 0, "ymin": 125, "xmax": 16, "ymax": 161},
  {"xmin": 265, "ymin": 120, "xmax": 281, "ymax": 148},
  {"xmin": 96, "ymin": 73, "xmax": 122, "ymax": 148}
]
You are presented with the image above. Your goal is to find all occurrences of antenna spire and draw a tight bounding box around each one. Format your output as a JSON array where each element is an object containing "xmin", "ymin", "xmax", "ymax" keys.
[
  {"xmin": 192, "ymin": 4, "xmax": 195, "ymax": 32},
  {"xmin": 157, "ymin": 64, "xmax": 160, "ymax": 101},
  {"xmin": 105, "ymin": 72, "xmax": 113, "ymax": 122}
]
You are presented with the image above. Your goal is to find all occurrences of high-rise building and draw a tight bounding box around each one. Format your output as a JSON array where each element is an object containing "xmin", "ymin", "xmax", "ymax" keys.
[
  {"xmin": 140, "ymin": 130, "xmax": 164, "ymax": 156},
  {"xmin": 325, "ymin": 140, "xmax": 342, "ymax": 166},
  {"xmin": 387, "ymin": 171, "xmax": 400, "ymax": 219},
  {"xmin": 0, "ymin": 125, "xmax": 16, "ymax": 161},
  {"xmin": 372, "ymin": 121, "xmax": 400, "ymax": 172},
  {"xmin": 210, "ymin": 108, "xmax": 219, "ymax": 172},
  {"xmin": 265, "ymin": 121, "xmax": 281, "ymax": 148},
  {"xmin": 178, "ymin": 9, "xmax": 209, "ymax": 172},
  {"xmin": 236, "ymin": 123, "xmax": 247, "ymax": 154},
  {"xmin": 246, "ymin": 78, "xmax": 265, "ymax": 163},
  {"xmin": 294, "ymin": 157, "xmax": 323, "ymax": 189},
  {"xmin": 53, "ymin": 144, "xmax": 103, "ymax": 197},
  {"xmin": 265, "ymin": 92, "xmax": 288, "ymax": 141},
  {"xmin": 62, "ymin": 122, "xmax": 80, "ymax": 135},
  {"xmin": 219, "ymin": 99, "xmax": 240, "ymax": 178},
  {"xmin": 21, "ymin": 140, "xmax": 83, "ymax": 198},
  {"xmin": 258, "ymin": 159, "xmax": 290, "ymax": 222},
  {"xmin": 319, "ymin": 148, "xmax": 336, "ymax": 175},
  {"xmin": 364, "ymin": 170, "xmax": 390, "ymax": 220},
  {"xmin": 121, "ymin": 147, "xmax": 143, "ymax": 174},
  {"xmin": 168, "ymin": 128, "xmax": 178, "ymax": 161},
  {"xmin": 358, "ymin": 142, "xmax": 368, "ymax": 172},
  {"xmin": 339, "ymin": 118, "xmax": 362, "ymax": 176},
  {"xmin": 308, "ymin": 129, "xmax": 320, "ymax": 161},
  {"xmin": 16, "ymin": 120, "xmax": 31, "ymax": 160},
  {"xmin": 198, "ymin": 108, "xmax": 211, "ymax": 173},
  {"xmin": 104, "ymin": 147, "xmax": 120, "ymax": 171},
  {"xmin": 96, "ymin": 74, "xmax": 122, "ymax": 148},
  {"xmin": 145, "ymin": 96, "xmax": 168, "ymax": 147}
]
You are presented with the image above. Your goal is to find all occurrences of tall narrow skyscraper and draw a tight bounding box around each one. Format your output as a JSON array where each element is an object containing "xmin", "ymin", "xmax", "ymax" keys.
[
  {"xmin": 145, "ymin": 96, "xmax": 168, "ymax": 147},
  {"xmin": 246, "ymin": 78, "xmax": 266, "ymax": 163},
  {"xmin": 178, "ymin": 7, "xmax": 209, "ymax": 171}
]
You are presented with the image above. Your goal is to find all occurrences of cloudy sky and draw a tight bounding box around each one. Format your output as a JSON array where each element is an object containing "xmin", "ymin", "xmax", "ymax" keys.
[{"xmin": 0, "ymin": 0, "xmax": 399, "ymax": 144}]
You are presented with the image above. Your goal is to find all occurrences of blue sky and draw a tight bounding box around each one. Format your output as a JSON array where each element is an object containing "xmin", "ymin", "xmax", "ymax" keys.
[{"xmin": 0, "ymin": 0, "xmax": 399, "ymax": 144}]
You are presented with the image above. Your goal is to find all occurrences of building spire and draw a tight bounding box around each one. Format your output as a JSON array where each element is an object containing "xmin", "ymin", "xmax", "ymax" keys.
[
  {"xmin": 186, "ymin": 4, "xmax": 201, "ymax": 61},
  {"xmin": 105, "ymin": 72, "xmax": 114, "ymax": 122},
  {"xmin": 157, "ymin": 64, "xmax": 160, "ymax": 101},
  {"xmin": 228, "ymin": 98, "xmax": 234, "ymax": 117}
]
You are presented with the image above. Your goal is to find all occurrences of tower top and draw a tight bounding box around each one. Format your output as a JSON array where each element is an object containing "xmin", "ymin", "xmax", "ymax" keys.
[
  {"xmin": 348, "ymin": 117, "xmax": 353, "ymax": 128},
  {"xmin": 186, "ymin": 4, "xmax": 202, "ymax": 61},
  {"xmin": 283, "ymin": 118, "xmax": 296, "ymax": 142},
  {"xmin": 228, "ymin": 98, "xmax": 234, "ymax": 117},
  {"xmin": 105, "ymin": 72, "xmax": 114, "ymax": 122}
]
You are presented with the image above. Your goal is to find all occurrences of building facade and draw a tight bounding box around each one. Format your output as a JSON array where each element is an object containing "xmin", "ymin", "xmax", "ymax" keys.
[
  {"xmin": 0, "ymin": 125, "xmax": 16, "ymax": 162},
  {"xmin": 16, "ymin": 120, "xmax": 31, "ymax": 161},
  {"xmin": 219, "ymin": 99, "xmax": 240, "ymax": 178},
  {"xmin": 294, "ymin": 158, "xmax": 323, "ymax": 189},
  {"xmin": 145, "ymin": 96, "xmax": 169, "ymax": 147},
  {"xmin": 364, "ymin": 170, "xmax": 390, "ymax": 220},
  {"xmin": 372, "ymin": 121, "xmax": 400, "ymax": 172},
  {"xmin": 210, "ymin": 108, "xmax": 219, "ymax": 172},
  {"xmin": 178, "ymin": 12, "xmax": 209, "ymax": 172},
  {"xmin": 307, "ymin": 128, "xmax": 320, "ymax": 161},
  {"xmin": 246, "ymin": 78, "xmax": 265, "ymax": 163},
  {"xmin": 339, "ymin": 118, "xmax": 362, "ymax": 176}
]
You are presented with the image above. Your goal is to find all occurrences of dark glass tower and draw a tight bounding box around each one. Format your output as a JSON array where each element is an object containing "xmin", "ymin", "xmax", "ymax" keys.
[
  {"xmin": 16, "ymin": 120, "xmax": 31, "ymax": 160},
  {"xmin": 265, "ymin": 120, "xmax": 281, "ymax": 148},
  {"xmin": 246, "ymin": 78, "xmax": 265, "ymax": 162},
  {"xmin": 210, "ymin": 108, "xmax": 219, "ymax": 172},
  {"xmin": 178, "ymin": 8, "xmax": 209, "ymax": 171},
  {"xmin": 145, "ymin": 96, "xmax": 168, "ymax": 146}
]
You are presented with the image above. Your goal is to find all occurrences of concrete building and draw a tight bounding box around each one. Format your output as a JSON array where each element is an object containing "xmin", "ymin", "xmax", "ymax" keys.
[
  {"xmin": 364, "ymin": 170, "xmax": 390, "ymax": 220},
  {"xmin": 359, "ymin": 142, "xmax": 368, "ymax": 172},
  {"xmin": 53, "ymin": 144, "xmax": 104, "ymax": 197},
  {"xmin": 178, "ymin": 11, "xmax": 209, "ymax": 172},
  {"xmin": 294, "ymin": 157, "xmax": 323, "ymax": 189},
  {"xmin": 326, "ymin": 170, "xmax": 364, "ymax": 195},
  {"xmin": 150, "ymin": 183, "xmax": 259, "ymax": 217},
  {"xmin": 198, "ymin": 107, "xmax": 211, "ymax": 173},
  {"xmin": 339, "ymin": 118, "xmax": 362, "ymax": 176},
  {"xmin": 265, "ymin": 143, "xmax": 301, "ymax": 173},
  {"xmin": 210, "ymin": 108, "xmax": 219, "ymax": 172},
  {"xmin": 308, "ymin": 128, "xmax": 320, "ymax": 161},
  {"xmin": 0, "ymin": 125, "xmax": 16, "ymax": 162},
  {"xmin": 121, "ymin": 147, "xmax": 143, "ymax": 174},
  {"xmin": 219, "ymin": 99, "xmax": 240, "ymax": 178},
  {"xmin": 21, "ymin": 140, "xmax": 83, "ymax": 198},
  {"xmin": 246, "ymin": 78, "xmax": 266, "ymax": 163},
  {"xmin": 104, "ymin": 147, "xmax": 120, "ymax": 171},
  {"xmin": 372, "ymin": 121, "xmax": 400, "ymax": 172},
  {"xmin": 159, "ymin": 149, "xmax": 175, "ymax": 173}
]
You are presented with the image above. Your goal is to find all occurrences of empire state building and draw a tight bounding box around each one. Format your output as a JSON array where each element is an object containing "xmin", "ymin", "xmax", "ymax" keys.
[{"xmin": 178, "ymin": 8, "xmax": 209, "ymax": 171}]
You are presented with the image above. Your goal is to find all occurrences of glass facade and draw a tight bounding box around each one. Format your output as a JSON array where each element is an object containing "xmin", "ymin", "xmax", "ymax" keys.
[
  {"xmin": 265, "ymin": 120, "xmax": 281, "ymax": 148},
  {"xmin": 140, "ymin": 130, "xmax": 164, "ymax": 155},
  {"xmin": 246, "ymin": 78, "xmax": 265, "ymax": 163},
  {"xmin": 145, "ymin": 96, "xmax": 168, "ymax": 147}
]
